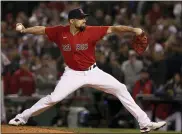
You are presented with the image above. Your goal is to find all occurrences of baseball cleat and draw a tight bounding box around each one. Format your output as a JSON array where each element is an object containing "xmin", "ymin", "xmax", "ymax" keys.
[
  {"xmin": 9, "ymin": 118, "xmax": 25, "ymax": 126},
  {"xmin": 140, "ymin": 121, "xmax": 166, "ymax": 133}
]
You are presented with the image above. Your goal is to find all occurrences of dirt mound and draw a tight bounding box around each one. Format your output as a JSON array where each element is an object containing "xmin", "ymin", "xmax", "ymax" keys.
[{"xmin": 1, "ymin": 125, "xmax": 73, "ymax": 133}]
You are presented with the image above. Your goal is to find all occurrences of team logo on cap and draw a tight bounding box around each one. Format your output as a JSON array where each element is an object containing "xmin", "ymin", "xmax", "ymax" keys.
[{"xmin": 79, "ymin": 9, "xmax": 84, "ymax": 14}]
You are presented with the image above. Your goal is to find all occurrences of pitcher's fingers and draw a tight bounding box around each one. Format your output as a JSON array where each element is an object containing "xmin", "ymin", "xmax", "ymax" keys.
[{"xmin": 16, "ymin": 23, "xmax": 22, "ymax": 26}]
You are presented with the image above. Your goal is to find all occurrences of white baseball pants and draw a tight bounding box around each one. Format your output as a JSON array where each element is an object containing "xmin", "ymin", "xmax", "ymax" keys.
[{"xmin": 15, "ymin": 65, "xmax": 151, "ymax": 128}]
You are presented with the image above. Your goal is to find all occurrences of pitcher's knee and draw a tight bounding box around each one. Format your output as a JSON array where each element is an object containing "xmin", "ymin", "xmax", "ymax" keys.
[
  {"xmin": 47, "ymin": 94, "xmax": 60, "ymax": 104},
  {"xmin": 118, "ymin": 83, "xmax": 127, "ymax": 91},
  {"xmin": 112, "ymin": 83, "xmax": 128, "ymax": 94},
  {"xmin": 121, "ymin": 84, "xmax": 127, "ymax": 90}
]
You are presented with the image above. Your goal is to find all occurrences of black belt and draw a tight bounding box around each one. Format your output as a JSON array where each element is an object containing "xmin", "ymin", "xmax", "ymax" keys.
[{"xmin": 85, "ymin": 64, "xmax": 97, "ymax": 71}]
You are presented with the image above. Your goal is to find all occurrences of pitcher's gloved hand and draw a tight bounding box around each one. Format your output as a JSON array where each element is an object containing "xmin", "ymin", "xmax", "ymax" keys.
[{"xmin": 132, "ymin": 31, "xmax": 148, "ymax": 55}]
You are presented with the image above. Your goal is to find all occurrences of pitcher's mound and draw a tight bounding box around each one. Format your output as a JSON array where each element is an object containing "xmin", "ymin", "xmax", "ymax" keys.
[{"xmin": 2, "ymin": 125, "xmax": 73, "ymax": 133}]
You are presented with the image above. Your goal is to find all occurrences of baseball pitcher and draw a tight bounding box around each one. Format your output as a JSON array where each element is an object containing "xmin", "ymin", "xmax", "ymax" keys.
[{"xmin": 9, "ymin": 8, "xmax": 166, "ymax": 133}]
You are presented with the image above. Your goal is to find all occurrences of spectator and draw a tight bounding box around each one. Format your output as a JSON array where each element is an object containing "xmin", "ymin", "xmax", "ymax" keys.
[
  {"xmin": 10, "ymin": 60, "xmax": 35, "ymax": 96},
  {"xmin": 35, "ymin": 55, "xmax": 57, "ymax": 94},
  {"xmin": 96, "ymin": 52, "xmax": 111, "ymax": 74},
  {"xmin": 130, "ymin": 14, "xmax": 142, "ymax": 27},
  {"xmin": 121, "ymin": 50, "xmax": 143, "ymax": 92},
  {"xmin": 1, "ymin": 21, "xmax": 7, "ymax": 36},
  {"xmin": 104, "ymin": 15, "xmax": 113, "ymax": 26},
  {"xmin": 154, "ymin": 73, "xmax": 182, "ymax": 131},
  {"xmin": 132, "ymin": 67, "xmax": 154, "ymax": 119},
  {"xmin": 95, "ymin": 9, "xmax": 104, "ymax": 25},
  {"xmin": 108, "ymin": 52, "xmax": 124, "ymax": 83},
  {"xmin": 148, "ymin": 41, "xmax": 167, "ymax": 88},
  {"xmin": 113, "ymin": 14, "xmax": 124, "ymax": 25},
  {"xmin": 1, "ymin": 52, "xmax": 11, "ymax": 123},
  {"xmin": 16, "ymin": 11, "xmax": 28, "ymax": 25},
  {"xmin": 146, "ymin": 3, "xmax": 162, "ymax": 25},
  {"xmin": 164, "ymin": 31, "xmax": 182, "ymax": 79},
  {"xmin": 173, "ymin": 2, "xmax": 182, "ymax": 26},
  {"xmin": 118, "ymin": 43, "xmax": 129, "ymax": 65},
  {"xmin": 164, "ymin": 73, "xmax": 182, "ymax": 97}
]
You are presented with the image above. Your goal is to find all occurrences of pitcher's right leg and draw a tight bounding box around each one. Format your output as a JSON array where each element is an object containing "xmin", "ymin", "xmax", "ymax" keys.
[
  {"xmin": 87, "ymin": 67, "xmax": 166, "ymax": 133},
  {"xmin": 9, "ymin": 68, "xmax": 85, "ymax": 125}
]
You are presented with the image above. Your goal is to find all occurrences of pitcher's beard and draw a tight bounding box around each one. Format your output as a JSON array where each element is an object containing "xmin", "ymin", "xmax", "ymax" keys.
[{"xmin": 77, "ymin": 26, "xmax": 86, "ymax": 32}]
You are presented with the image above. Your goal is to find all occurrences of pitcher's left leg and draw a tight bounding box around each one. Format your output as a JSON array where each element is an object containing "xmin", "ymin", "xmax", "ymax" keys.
[{"xmin": 87, "ymin": 67, "xmax": 166, "ymax": 131}]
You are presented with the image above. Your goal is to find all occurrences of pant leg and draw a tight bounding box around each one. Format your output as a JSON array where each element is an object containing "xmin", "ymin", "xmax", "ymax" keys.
[
  {"xmin": 16, "ymin": 67, "xmax": 86, "ymax": 123},
  {"xmin": 145, "ymin": 110, "xmax": 152, "ymax": 120},
  {"xmin": 87, "ymin": 67, "xmax": 151, "ymax": 128}
]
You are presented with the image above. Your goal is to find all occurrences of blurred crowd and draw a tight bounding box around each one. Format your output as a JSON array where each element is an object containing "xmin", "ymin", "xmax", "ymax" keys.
[{"xmin": 1, "ymin": 1, "xmax": 182, "ymax": 131}]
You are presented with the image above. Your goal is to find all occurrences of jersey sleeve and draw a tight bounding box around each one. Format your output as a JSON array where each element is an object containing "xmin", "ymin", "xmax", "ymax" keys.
[
  {"xmin": 45, "ymin": 25, "xmax": 64, "ymax": 43},
  {"xmin": 88, "ymin": 26, "xmax": 109, "ymax": 42}
]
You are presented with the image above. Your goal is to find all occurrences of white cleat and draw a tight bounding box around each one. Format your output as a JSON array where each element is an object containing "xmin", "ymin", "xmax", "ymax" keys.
[
  {"xmin": 9, "ymin": 118, "xmax": 25, "ymax": 126},
  {"xmin": 140, "ymin": 121, "xmax": 166, "ymax": 133}
]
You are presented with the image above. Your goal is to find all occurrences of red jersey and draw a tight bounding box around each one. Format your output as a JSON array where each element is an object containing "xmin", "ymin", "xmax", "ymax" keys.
[
  {"xmin": 45, "ymin": 25, "xmax": 109, "ymax": 70},
  {"xmin": 132, "ymin": 80, "xmax": 153, "ymax": 101},
  {"xmin": 3, "ymin": 72, "xmax": 11, "ymax": 95},
  {"xmin": 10, "ymin": 69, "xmax": 35, "ymax": 96},
  {"xmin": 132, "ymin": 80, "xmax": 153, "ymax": 111}
]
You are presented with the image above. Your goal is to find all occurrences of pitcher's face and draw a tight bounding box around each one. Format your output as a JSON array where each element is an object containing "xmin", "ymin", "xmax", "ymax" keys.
[{"xmin": 70, "ymin": 18, "xmax": 87, "ymax": 31}]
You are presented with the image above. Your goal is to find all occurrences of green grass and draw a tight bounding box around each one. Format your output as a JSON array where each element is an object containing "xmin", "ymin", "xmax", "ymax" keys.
[{"xmin": 51, "ymin": 127, "xmax": 182, "ymax": 134}]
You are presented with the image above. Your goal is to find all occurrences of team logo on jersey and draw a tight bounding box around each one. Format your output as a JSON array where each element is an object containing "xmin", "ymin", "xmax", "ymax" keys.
[
  {"xmin": 62, "ymin": 44, "xmax": 71, "ymax": 51},
  {"xmin": 62, "ymin": 44, "xmax": 88, "ymax": 51},
  {"xmin": 76, "ymin": 44, "xmax": 88, "ymax": 51}
]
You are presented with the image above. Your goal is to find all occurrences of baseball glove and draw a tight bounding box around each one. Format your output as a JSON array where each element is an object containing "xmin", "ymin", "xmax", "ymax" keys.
[{"xmin": 132, "ymin": 31, "xmax": 148, "ymax": 55}]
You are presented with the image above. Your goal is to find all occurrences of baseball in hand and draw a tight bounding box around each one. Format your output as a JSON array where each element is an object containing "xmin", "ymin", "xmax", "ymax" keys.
[
  {"xmin": 134, "ymin": 28, "xmax": 143, "ymax": 35},
  {"xmin": 16, "ymin": 24, "xmax": 23, "ymax": 31}
]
